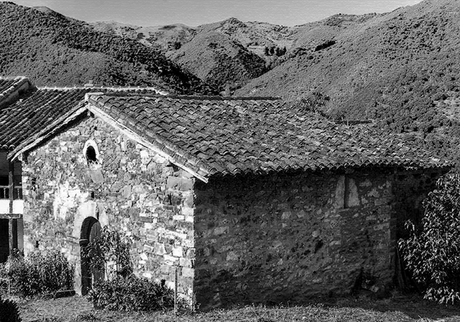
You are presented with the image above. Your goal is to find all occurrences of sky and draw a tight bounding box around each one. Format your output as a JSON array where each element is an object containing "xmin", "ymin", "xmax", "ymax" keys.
[{"xmin": 9, "ymin": 0, "xmax": 422, "ymax": 27}]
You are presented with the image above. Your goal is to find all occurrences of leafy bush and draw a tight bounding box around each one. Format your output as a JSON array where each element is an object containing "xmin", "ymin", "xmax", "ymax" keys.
[
  {"xmin": 83, "ymin": 228, "xmax": 176, "ymax": 312},
  {"xmin": 88, "ymin": 275, "xmax": 174, "ymax": 311},
  {"xmin": 0, "ymin": 297, "xmax": 21, "ymax": 322},
  {"xmin": 399, "ymin": 173, "xmax": 460, "ymax": 304},
  {"xmin": 0, "ymin": 250, "xmax": 74, "ymax": 297},
  {"xmin": 82, "ymin": 226, "xmax": 132, "ymax": 280}
]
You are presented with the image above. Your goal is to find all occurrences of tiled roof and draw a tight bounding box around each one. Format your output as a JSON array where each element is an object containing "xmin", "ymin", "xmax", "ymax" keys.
[
  {"xmin": 86, "ymin": 94, "xmax": 452, "ymax": 177},
  {"xmin": 0, "ymin": 88, "xmax": 89, "ymax": 150},
  {"xmin": 0, "ymin": 86, "xmax": 164, "ymax": 151},
  {"xmin": 0, "ymin": 76, "xmax": 32, "ymax": 108}
]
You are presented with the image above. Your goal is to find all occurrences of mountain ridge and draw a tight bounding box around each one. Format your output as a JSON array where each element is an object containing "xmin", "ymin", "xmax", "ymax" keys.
[
  {"xmin": 0, "ymin": 2, "xmax": 216, "ymax": 94},
  {"xmin": 93, "ymin": 13, "xmax": 378, "ymax": 93},
  {"xmin": 4, "ymin": 0, "xmax": 460, "ymax": 159}
]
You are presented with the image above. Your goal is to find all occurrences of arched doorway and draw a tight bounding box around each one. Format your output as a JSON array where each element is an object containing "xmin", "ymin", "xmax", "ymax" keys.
[{"xmin": 80, "ymin": 217, "xmax": 104, "ymax": 295}]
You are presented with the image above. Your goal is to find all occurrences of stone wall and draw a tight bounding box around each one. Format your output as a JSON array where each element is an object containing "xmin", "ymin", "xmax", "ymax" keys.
[
  {"xmin": 19, "ymin": 111, "xmax": 447, "ymax": 309},
  {"xmin": 21, "ymin": 116, "xmax": 196, "ymax": 302},
  {"xmin": 193, "ymin": 168, "xmax": 442, "ymax": 309}
]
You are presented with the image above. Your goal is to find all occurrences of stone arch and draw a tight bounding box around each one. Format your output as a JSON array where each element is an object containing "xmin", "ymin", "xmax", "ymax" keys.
[
  {"xmin": 73, "ymin": 201, "xmax": 108, "ymax": 295},
  {"xmin": 80, "ymin": 216, "xmax": 103, "ymax": 295}
]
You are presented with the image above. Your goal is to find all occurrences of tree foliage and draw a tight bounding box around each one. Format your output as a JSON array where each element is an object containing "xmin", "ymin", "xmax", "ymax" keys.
[{"xmin": 399, "ymin": 173, "xmax": 460, "ymax": 304}]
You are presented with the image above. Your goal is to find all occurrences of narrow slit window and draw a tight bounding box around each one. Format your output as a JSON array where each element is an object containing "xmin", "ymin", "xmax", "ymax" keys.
[{"xmin": 344, "ymin": 175, "xmax": 349, "ymax": 209}]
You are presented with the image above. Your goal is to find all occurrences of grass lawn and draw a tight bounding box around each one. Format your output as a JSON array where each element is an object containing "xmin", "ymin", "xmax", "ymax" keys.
[{"xmin": 15, "ymin": 293, "xmax": 460, "ymax": 322}]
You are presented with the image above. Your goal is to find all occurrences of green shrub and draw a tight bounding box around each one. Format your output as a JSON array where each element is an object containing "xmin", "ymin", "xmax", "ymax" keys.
[
  {"xmin": 83, "ymin": 228, "xmax": 176, "ymax": 312},
  {"xmin": 399, "ymin": 173, "xmax": 460, "ymax": 304},
  {"xmin": 0, "ymin": 250, "xmax": 74, "ymax": 297},
  {"xmin": 88, "ymin": 275, "xmax": 174, "ymax": 311},
  {"xmin": 0, "ymin": 297, "xmax": 21, "ymax": 322},
  {"xmin": 82, "ymin": 226, "xmax": 132, "ymax": 280}
]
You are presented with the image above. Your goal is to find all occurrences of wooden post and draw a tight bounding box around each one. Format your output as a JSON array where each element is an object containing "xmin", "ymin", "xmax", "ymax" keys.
[
  {"xmin": 174, "ymin": 266, "xmax": 178, "ymax": 315},
  {"xmin": 8, "ymin": 161, "xmax": 14, "ymax": 255}
]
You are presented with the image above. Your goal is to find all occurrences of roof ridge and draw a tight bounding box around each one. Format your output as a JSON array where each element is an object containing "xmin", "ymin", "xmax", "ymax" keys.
[
  {"xmin": 37, "ymin": 87, "xmax": 89, "ymax": 91},
  {"xmin": 37, "ymin": 86, "xmax": 165, "ymax": 91},
  {"xmin": 87, "ymin": 92, "xmax": 281, "ymax": 101},
  {"xmin": 0, "ymin": 76, "xmax": 29, "ymax": 81}
]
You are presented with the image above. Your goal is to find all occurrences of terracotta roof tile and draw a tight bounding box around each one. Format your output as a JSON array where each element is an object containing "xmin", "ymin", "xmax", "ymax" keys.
[
  {"xmin": 87, "ymin": 94, "xmax": 452, "ymax": 176},
  {"xmin": 0, "ymin": 88, "xmax": 90, "ymax": 150},
  {"xmin": 0, "ymin": 76, "xmax": 32, "ymax": 108},
  {"xmin": 0, "ymin": 85, "xmax": 163, "ymax": 151}
]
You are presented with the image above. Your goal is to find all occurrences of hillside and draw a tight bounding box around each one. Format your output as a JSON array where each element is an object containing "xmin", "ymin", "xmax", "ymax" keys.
[
  {"xmin": 93, "ymin": 19, "xmax": 274, "ymax": 92},
  {"xmin": 91, "ymin": 22, "xmax": 197, "ymax": 52},
  {"xmin": 0, "ymin": 2, "xmax": 216, "ymax": 94},
  {"xmin": 93, "ymin": 16, "xmax": 374, "ymax": 92},
  {"xmin": 235, "ymin": 0, "xmax": 460, "ymax": 157},
  {"xmin": 168, "ymin": 32, "xmax": 267, "ymax": 91},
  {"xmin": 3, "ymin": 0, "xmax": 460, "ymax": 158}
]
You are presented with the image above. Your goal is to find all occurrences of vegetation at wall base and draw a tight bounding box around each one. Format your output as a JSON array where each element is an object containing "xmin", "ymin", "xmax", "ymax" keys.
[
  {"xmin": 88, "ymin": 275, "xmax": 175, "ymax": 312},
  {"xmin": 82, "ymin": 227, "xmax": 176, "ymax": 312},
  {"xmin": 399, "ymin": 172, "xmax": 460, "ymax": 305},
  {"xmin": 0, "ymin": 250, "xmax": 74, "ymax": 298}
]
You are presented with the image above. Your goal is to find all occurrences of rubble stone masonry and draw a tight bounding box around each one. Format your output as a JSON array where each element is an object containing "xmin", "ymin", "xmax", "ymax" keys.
[
  {"xmin": 193, "ymin": 168, "xmax": 442, "ymax": 308},
  {"xmin": 19, "ymin": 114, "xmax": 445, "ymax": 309},
  {"xmin": 21, "ymin": 116, "xmax": 195, "ymax": 302}
]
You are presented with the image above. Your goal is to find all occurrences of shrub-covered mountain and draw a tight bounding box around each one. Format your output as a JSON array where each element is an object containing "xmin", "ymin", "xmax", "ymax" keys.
[
  {"xmin": 235, "ymin": 0, "xmax": 460, "ymax": 157},
  {"xmin": 94, "ymin": 15, "xmax": 378, "ymax": 93},
  {"xmin": 167, "ymin": 32, "xmax": 267, "ymax": 92},
  {"xmin": 94, "ymin": 19, "xmax": 278, "ymax": 92},
  {"xmin": 99, "ymin": 0, "xmax": 459, "ymax": 158},
  {"xmin": 0, "ymin": 2, "xmax": 216, "ymax": 94},
  {"xmin": 236, "ymin": 2, "xmax": 460, "ymax": 113},
  {"xmin": 4, "ymin": 0, "xmax": 460, "ymax": 158}
]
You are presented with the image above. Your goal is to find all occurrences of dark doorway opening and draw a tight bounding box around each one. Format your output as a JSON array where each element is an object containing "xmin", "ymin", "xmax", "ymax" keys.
[
  {"xmin": 0, "ymin": 219, "xmax": 9, "ymax": 263},
  {"xmin": 80, "ymin": 217, "xmax": 103, "ymax": 295},
  {"xmin": 0, "ymin": 219, "xmax": 17, "ymax": 263}
]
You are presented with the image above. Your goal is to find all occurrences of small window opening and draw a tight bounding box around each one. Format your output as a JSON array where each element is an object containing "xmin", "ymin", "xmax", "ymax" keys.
[{"xmin": 86, "ymin": 146, "xmax": 97, "ymax": 164}]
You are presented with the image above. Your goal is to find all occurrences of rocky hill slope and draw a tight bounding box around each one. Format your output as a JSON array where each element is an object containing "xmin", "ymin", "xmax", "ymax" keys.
[
  {"xmin": 0, "ymin": 2, "xmax": 216, "ymax": 94},
  {"xmin": 3, "ymin": 0, "xmax": 460, "ymax": 158},
  {"xmin": 93, "ymin": 14, "xmax": 375, "ymax": 93},
  {"xmin": 235, "ymin": 0, "xmax": 460, "ymax": 157}
]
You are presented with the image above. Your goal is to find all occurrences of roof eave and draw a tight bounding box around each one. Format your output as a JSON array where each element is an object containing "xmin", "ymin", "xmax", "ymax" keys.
[{"xmin": 8, "ymin": 103, "xmax": 88, "ymax": 161}]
